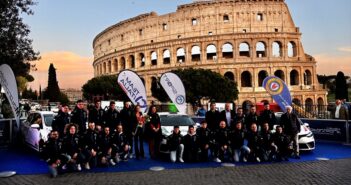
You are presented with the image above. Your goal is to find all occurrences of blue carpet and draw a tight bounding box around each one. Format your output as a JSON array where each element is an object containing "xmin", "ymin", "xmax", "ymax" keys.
[{"xmin": 0, "ymin": 141, "xmax": 350, "ymax": 175}]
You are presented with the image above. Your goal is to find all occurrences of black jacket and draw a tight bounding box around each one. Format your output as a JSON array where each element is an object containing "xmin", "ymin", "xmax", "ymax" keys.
[
  {"xmin": 246, "ymin": 131, "xmax": 263, "ymax": 150},
  {"xmin": 88, "ymin": 107, "xmax": 105, "ymax": 126},
  {"xmin": 230, "ymin": 129, "xmax": 246, "ymax": 149},
  {"xmin": 120, "ymin": 107, "xmax": 134, "ymax": 134},
  {"xmin": 214, "ymin": 127, "xmax": 231, "ymax": 146},
  {"xmin": 205, "ymin": 110, "xmax": 221, "ymax": 131},
  {"xmin": 112, "ymin": 132, "xmax": 129, "ymax": 149},
  {"xmin": 245, "ymin": 112, "xmax": 259, "ymax": 130},
  {"xmin": 62, "ymin": 133, "xmax": 81, "ymax": 156},
  {"xmin": 52, "ymin": 110, "xmax": 70, "ymax": 136},
  {"xmin": 105, "ymin": 108, "xmax": 120, "ymax": 131},
  {"xmin": 167, "ymin": 131, "xmax": 183, "ymax": 151},
  {"xmin": 196, "ymin": 127, "xmax": 212, "ymax": 147},
  {"xmin": 70, "ymin": 107, "xmax": 88, "ymax": 133},
  {"xmin": 259, "ymin": 110, "xmax": 277, "ymax": 129},
  {"xmin": 43, "ymin": 138, "xmax": 63, "ymax": 164},
  {"xmin": 272, "ymin": 132, "xmax": 290, "ymax": 148},
  {"xmin": 280, "ymin": 112, "xmax": 300, "ymax": 135},
  {"xmin": 99, "ymin": 133, "xmax": 113, "ymax": 155},
  {"xmin": 82, "ymin": 129, "xmax": 100, "ymax": 151},
  {"xmin": 261, "ymin": 130, "xmax": 273, "ymax": 150}
]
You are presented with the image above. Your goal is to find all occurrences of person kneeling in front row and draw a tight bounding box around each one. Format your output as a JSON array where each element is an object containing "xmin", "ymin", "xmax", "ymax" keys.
[{"xmin": 167, "ymin": 126, "xmax": 184, "ymax": 163}]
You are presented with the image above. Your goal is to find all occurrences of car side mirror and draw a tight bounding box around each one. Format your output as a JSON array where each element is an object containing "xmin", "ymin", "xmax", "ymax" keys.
[{"xmin": 31, "ymin": 123, "xmax": 40, "ymax": 129}]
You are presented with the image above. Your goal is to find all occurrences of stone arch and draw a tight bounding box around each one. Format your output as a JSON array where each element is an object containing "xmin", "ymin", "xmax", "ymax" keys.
[
  {"xmin": 317, "ymin": 97, "xmax": 325, "ymax": 112},
  {"xmin": 191, "ymin": 45, "xmax": 201, "ymax": 62},
  {"xmin": 120, "ymin": 57, "xmax": 126, "ymax": 70},
  {"xmin": 272, "ymin": 41, "xmax": 283, "ymax": 57},
  {"xmin": 258, "ymin": 70, "xmax": 268, "ymax": 87},
  {"xmin": 241, "ymin": 71, "xmax": 252, "ymax": 87},
  {"xmin": 151, "ymin": 51, "xmax": 157, "ymax": 66},
  {"xmin": 139, "ymin": 53, "xmax": 145, "ymax": 67},
  {"xmin": 274, "ymin": 70, "xmax": 285, "ymax": 81},
  {"xmin": 239, "ymin": 42, "xmax": 250, "ymax": 57},
  {"xmin": 113, "ymin": 59, "xmax": 118, "ymax": 72},
  {"xmin": 206, "ymin": 44, "xmax": 217, "ymax": 61},
  {"xmin": 304, "ymin": 69, "xmax": 312, "ymax": 85},
  {"xmin": 288, "ymin": 41, "xmax": 297, "ymax": 57},
  {"xmin": 96, "ymin": 65, "xmax": 99, "ymax": 75},
  {"xmin": 128, "ymin": 55, "xmax": 135, "ymax": 68},
  {"xmin": 305, "ymin": 98, "xmax": 314, "ymax": 113},
  {"xmin": 222, "ymin": 43, "xmax": 233, "ymax": 59},
  {"xmin": 292, "ymin": 98, "xmax": 301, "ymax": 106},
  {"xmin": 224, "ymin": 71, "xmax": 235, "ymax": 81},
  {"xmin": 107, "ymin": 60, "xmax": 111, "ymax": 73},
  {"xmin": 256, "ymin": 41, "xmax": 266, "ymax": 58},
  {"xmin": 151, "ymin": 76, "xmax": 158, "ymax": 94},
  {"xmin": 290, "ymin": 69, "xmax": 299, "ymax": 85},
  {"xmin": 176, "ymin": 48, "xmax": 185, "ymax": 63},
  {"xmin": 163, "ymin": 49, "xmax": 171, "ymax": 64},
  {"xmin": 223, "ymin": 14, "xmax": 229, "ymax": 22}
]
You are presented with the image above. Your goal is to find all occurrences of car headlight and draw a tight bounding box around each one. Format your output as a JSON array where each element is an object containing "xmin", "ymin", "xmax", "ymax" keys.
[{"xmin": 306, "ymin": 132, "xmax": 313, "ymax": 137}]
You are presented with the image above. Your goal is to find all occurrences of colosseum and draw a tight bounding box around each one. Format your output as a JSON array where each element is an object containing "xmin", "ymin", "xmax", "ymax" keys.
[{"xmin": 92, "ymin": 0, "xmax": 327, "ymax": 107}]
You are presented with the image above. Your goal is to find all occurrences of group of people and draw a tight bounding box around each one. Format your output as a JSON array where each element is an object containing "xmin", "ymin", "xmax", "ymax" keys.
[{"xmin": 44, "ymin": 100, "xmax": 300, "ymax": 177}]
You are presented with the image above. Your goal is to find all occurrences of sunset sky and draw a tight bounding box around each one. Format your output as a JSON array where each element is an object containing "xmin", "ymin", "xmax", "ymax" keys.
[{"xmin": 24, "ymin": 0, "xmax": 351, "ymax": 91}]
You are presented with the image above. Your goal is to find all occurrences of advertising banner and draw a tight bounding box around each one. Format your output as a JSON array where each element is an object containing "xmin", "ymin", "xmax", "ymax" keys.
[
  {"xmin": 117, "ymin": 70, "xmax": 148, "ymax": 113},
  {"xmin": 0, "ymin": 64, "xmax": 20, "ymax": 128},
  {"xmin": 263, "ymin": 76, "xmax": 292, "ymax": 112},
  {"xmin": 160, "ymin": 72, "xmax": 186, "ymax": 114}
]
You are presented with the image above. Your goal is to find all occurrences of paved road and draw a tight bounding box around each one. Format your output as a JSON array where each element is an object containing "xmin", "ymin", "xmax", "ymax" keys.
[{"xmin": 1, "ymin": 158, "xmax": 350, "ymax": 185}]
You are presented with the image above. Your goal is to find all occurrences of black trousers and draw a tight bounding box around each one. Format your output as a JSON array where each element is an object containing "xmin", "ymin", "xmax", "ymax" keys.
[{"xmin": 134, "ymin": 127, "xmax": 144, "ymax": 158}]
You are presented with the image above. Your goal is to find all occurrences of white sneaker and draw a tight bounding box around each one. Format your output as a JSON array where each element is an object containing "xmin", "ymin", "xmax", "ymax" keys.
[
  {"xmin": 109, "ymin": 159, "xmax": 116, "ymax": 166},
  {"xmin": 85, "ymin": 163, "xmax": 90, "ymax": 170},
  {"xmin": 62, "ymin": 164, "xmax": 67, "ymax": 170},
  {"xmin": 214, "ymin": 158, "xmax": 222, "ymax": 163},
  {"xmin": 256, "ymin": 157, "xmax": 261, "ymax": 163},
  {"xmin": 115, "ymin": 156, "xmax": 121, "ymax": 163},
  {"xmin": 179, "ymin": 158, "xmax": 184, "ymax": 163},
  {"xmin": 77, "ymin": 164, "xmax": 82, "ymax": 171},
  {"xmin": 243, "ymin": 157, "xmax": 247, "ymax": 163}
]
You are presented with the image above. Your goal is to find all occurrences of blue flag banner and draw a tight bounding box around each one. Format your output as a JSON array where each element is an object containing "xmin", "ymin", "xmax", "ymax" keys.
[{"xmin": 262, "ymin": 76, "xmax": 292, "ymax": 112}]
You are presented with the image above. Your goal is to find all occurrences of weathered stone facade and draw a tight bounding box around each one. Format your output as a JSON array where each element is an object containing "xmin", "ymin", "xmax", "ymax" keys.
[{"xmin": 92, "ymin": 0, "xmax": 327, "ymax": 106}]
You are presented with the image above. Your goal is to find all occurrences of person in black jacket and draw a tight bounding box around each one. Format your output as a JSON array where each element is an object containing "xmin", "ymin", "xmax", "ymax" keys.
[
  {"xmin": 246, "ymin": 123, "xmax": 264, "ymax": 162},
  {"xmin": 233, "ymin": 108, "xmax": 245, "ymax": 127},
  {"xmin": 81, "ymin": 122, "xmax": 100, "ymax": 170},
  {"xmin": 98, "ymin": 127, "xmax": 116, "ymax": 166},
  {"xmin": 260, "ymin": 122, "xmax": 274, "ymax": 161},
  {"xmin": 272, "ymin": 126, "xmax": 291, "ymax": 161},
  {"xmin": 70, "ymin": 100, "xmax": 88, "ymax": 134},
  {"xmin": 183, "ymin": 125, "xmax": 200, "ymax": 162},
  {"xmin": 43, "ymin": 130, "xmax": 67, "ymax": 177},
  {"xmin": 196, "ymin": 120, "xmax": 212, "ymax": 162},
  {"xmin": 120, "ymin": 102, "xmax": 134, "ymax": 158},
  {"xmin": 280, "ymin": 106, "xmax": 301, "ymax": 159},
  {"xmin": 229, "ymin": 121, "xmax": 249, "ymax": 162},
  {"xmin": 245, "ymin": 105, "xmax": 259, "ymax": 131},
  {"xmin": 62, "ymin": 124, "xmax": 84, "ymax": 171},
  {"xmin": 105, "ymin": 101, "xmax": 120, "ymax": 133},
  {"xmin": 167, "ymin": 126, "xmax": 184, "ymax": 163},
  {"xmin": 112, "ymin": 124, "xmax": 130, "ymax": 162},
  {"xmin": 213, "ymin": 121, "xmax": 232, "ymax": 163},
  {"xmin": 52, "ymin": 104, "xmax": 70, "ymax": 137},
  {"xmin": 205, "ymin": 102, "xmax": 221, "ymax": 131},
  {"xmin": 220, "ymin": 102, "xmax": 236, "ymax": 129},
  {"xmin": 88, "ymin": 100, "xmax": 105, "ymax": 128},
  {"xmin": 259, "ymin": 102, "xmax": 277, "ymax": 130}
]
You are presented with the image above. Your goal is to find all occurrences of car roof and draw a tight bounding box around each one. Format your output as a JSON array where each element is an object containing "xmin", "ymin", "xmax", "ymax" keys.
[
  {"xmin": 158, "ymin": 112, "xmax": 187, "ymax": 116},
  {"xmin": 29, "ymin": 111, "xmax": 54, "ymax": 115}
]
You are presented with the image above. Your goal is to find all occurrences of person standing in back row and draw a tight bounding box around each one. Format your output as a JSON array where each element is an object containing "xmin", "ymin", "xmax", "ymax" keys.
[
  {"xmin": 205, "ymin": 102, "xmax": 221, "ymax": 131},
  {"xmin": 70, "ymin": 100, "xmax": 88, "ymax": 134},
  {"xmin": 280, "ymin": 106, "xmax": 300, "ymax": 159},
  {"xmin": 105, "ymin": 101, "xmax": 120, "ymax": 133},
  {"xmin": 120, "ymin": 102, "xmax": 134, "ymax": 158}
]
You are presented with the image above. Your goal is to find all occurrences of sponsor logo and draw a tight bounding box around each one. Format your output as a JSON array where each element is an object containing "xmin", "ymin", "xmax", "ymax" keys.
[
  {"xmin": 175, "ymin": 95, "xmax": 185, "ymax": 104},
  {"xmin": 118, "ymin": 72, "xmax": 147, "ymax": 109},
  {"xmin": 265, "ymin": 78, "xmax": 284, "ymax": 95}
]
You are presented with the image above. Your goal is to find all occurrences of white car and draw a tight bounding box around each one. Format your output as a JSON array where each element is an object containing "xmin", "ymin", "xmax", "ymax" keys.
[
  {"xmin": 20, "ymin": 111, "xmax": 54, "ymax": 151},
  {"xmin": 274, "ymin": 112, "xmax": 315, "ymax": 151},
  {"xmin": 158, "ymin": 113, "xmax": 197, "ymax": 153}
]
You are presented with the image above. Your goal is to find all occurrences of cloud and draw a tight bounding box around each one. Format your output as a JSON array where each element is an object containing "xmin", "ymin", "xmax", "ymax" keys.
[
  {"xmin": 28, "ymin": 51, "xmax": 94, "ymax": 91},
  {"xmin": 315, "ymin": 54, "xmax": 351, "ymax": 76},
  {"xmin": 338, "ymin": 47, "xmax": 351, "ymax": 53}
]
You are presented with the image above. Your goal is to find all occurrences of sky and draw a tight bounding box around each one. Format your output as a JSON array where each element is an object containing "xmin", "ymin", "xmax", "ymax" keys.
[{"xmin": 23, "ymin": 0, "xmax": 351, "ymax": 91}]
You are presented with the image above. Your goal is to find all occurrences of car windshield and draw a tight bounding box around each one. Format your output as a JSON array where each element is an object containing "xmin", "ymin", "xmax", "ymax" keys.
[
  {"xmin": 160, "ymin": 115, "xmax": 195, "ymax": 126},
  {"xmin": 43, "ymin": 114, "xmax": 54, "ymax": 126}
]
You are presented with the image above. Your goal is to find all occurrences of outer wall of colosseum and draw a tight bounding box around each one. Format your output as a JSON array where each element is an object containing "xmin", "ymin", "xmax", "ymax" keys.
[{"xmin": 93, "ymin": 0, "xmax": 327, "ymax": 107}]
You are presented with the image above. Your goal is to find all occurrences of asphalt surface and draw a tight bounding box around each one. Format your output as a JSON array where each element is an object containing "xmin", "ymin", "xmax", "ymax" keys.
[{"xmin": 1, "ymin": 158, "xmax": 350, "ymax": 185}]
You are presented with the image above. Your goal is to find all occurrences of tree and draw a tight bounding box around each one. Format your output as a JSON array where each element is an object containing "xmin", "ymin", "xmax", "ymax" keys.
[
  {"xmin": 22, "ymin": 87, "xmax": 37, "ymax": 100},
  {"xmin": 0, "ymin": 0, "xmax": 39, "ymax": 82},
  {"xmin": 335, "ymin": 71, "xmax": 349, "ymax": 101},
  {"xmin": 151, "ymin": 68, "xmax": 239, "ymax": 104},
  {"xmin": 82, "ymin": 75, "xmax": 128, "ymax": 101},
  {"xmin": 43, "ymin": 63, "xmax": 61, "ymax": 102}
]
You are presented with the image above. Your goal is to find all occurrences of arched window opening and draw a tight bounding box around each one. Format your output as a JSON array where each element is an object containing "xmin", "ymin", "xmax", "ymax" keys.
[
  {"xmin": 239, "ymin": 42, "xmax": 250, "ymax": 57},
  {"xmin": 256, "ymin": 42, "xmax": 266, "ymax": 58},
  {"xmin": 191, "ymin": 45, "xmax": 201, "ymax": 62},
  {"xmin": 241, "ymin": 71, "xmax": 252, "ymax": 87},
  {"xmin": 206, "ymin": 44, "xmax": 217, "ymax": 61},
  {"xmin": 151, "ymin": 51, "xmax": 157, "ymax": 66},
  {"xmin": 258, "ymin": 70, "xmax": 268, "ymax": 87},
  {"xmin": 177, "ymin": 48, "xmax": 185, "ymax": 63},
  {"xmin": 290, "ymin": 70, "xmax": 299, "ymax": 85},
  {"xmin": 222, "ymin": 43, "xmax": 233, "ymax": 58}
]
